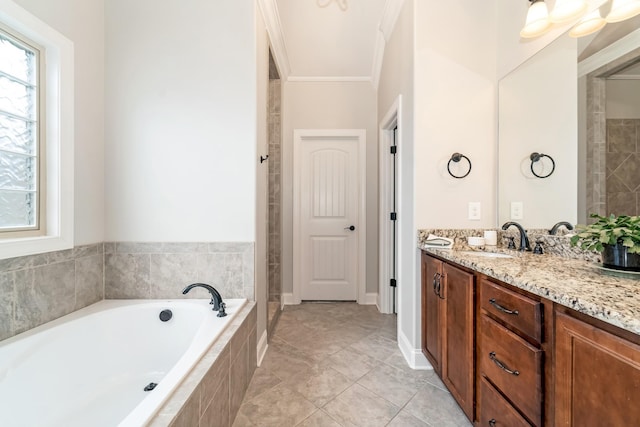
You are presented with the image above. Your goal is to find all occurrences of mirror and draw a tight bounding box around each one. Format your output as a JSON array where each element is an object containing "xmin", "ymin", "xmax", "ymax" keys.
[{"xmin": 498, "ymin": 20, "xmax": 640, "ymax": 229}]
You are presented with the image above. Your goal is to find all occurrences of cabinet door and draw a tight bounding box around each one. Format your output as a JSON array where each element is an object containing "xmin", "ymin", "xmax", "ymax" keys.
[
  {"xmin": 441, "ymin": 262, "xmax": 475, "ymax": 421},
  {"xmin": 555, "ymin": 312, "xmax": 640, "ymax": 427},
  {"xmin": 421, "ymin": 252, "xmax": 442, "ymax": 374}
]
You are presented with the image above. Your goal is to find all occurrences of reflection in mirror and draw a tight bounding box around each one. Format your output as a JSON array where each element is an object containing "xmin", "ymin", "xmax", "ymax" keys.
[
  {"xmin": 581, "ymin": 36, "xmax": 640, "ymax": 222},
  {"xmin": 498, "ymin": 35, "xmax": 578, "ymax": 229},
  {"xmin": 498, "ymin": 17, "xmax": 640, "ymax": 230}
]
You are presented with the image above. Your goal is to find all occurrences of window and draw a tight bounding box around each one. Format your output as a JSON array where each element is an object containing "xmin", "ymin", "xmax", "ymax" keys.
[
  {"xmin": 0, "ymin": 26, "xmax": 43, "ymax": 236},
  {"xmin": 0, "ymin": 0, "xmax": 74, "ymax": 260}
]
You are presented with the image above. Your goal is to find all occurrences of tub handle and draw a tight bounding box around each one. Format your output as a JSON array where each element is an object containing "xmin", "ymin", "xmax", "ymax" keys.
[{"xmin": 217, "ymin": 302, "xmax": 227, "ymax": 318}]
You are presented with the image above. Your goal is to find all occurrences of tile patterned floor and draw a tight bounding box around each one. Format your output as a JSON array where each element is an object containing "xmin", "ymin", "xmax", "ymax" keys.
[{"xmin": 232, "ymin": 303, "xmax": 472, "ymax": 427}]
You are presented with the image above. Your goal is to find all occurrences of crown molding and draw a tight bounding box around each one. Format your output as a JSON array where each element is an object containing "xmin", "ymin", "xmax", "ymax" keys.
[
  {"xmin": 258, "ymin": 0, "xmax": 404, "ymax": 89},
  {"xmin": 371, "ymin": 31, "xmax": 386, "ymax": 90},
  {"xmin": 379, "ymin": 0, "xmax": 405, "ymax": 42},
  {"xmin": 257, "ymin": 0, "xmax": 291, "ymax": 80},
  {"xmin": 578, "ymin": 28, "xmax": 640, "ymax": 77},
  {"xmin": 371, "ymin": 0, "xmax": 405, "ymax": 90},
  {"xmin": 287, "ymin": 75, "xmax": 372, "ymax": 83}
]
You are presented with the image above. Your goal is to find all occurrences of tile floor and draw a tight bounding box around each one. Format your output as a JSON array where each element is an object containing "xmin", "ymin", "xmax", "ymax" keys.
[{"xmin": 232, "ymin": 303, "xmax": 472, "ymax": 427}]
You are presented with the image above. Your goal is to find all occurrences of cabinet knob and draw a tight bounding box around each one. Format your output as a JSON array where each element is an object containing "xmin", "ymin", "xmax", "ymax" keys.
[{"xmin": 488, "ymin": 420, "xmax": 497, "ymax": 427}]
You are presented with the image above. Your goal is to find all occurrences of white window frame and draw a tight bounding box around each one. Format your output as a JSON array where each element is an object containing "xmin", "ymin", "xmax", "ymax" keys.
[
  {"xmin": 0, "ymin": 0, "xmax": 74, "ymax": 259},
  {"xmin": 0, "ymin": 24, "xmax": 45, "ymax": 237}
]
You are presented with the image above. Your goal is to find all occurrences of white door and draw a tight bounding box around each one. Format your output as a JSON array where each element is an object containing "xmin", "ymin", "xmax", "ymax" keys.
[{"xmin": 295, "ymin": 131, "xmax": 363, "ymax": 301}]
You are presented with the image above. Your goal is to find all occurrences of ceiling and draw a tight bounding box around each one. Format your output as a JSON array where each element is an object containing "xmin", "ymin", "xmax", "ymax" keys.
[
  {"xmin": 264, "ymin": 0, "xmax": 397, "ymax": 84},
  {"xmin": 265, "ymin": 1, "xmax": 640, "ymax": 82}
]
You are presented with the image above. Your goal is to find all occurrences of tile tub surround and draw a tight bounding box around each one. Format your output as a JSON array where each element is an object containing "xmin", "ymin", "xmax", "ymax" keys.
[
  {"xmin": 0, "ymin": 244, "xmax": 104, "ymax": 341},
  {"xmin": 105, "ymin": 242, "xmax": 255, "ymax": 301},
  {"xmin": 150, "ymin": 301, "xmax": 257, "ymax": 427},
  {"xmin": 420, "ymin": 245, "xmax": 640, "ymax": 336}
]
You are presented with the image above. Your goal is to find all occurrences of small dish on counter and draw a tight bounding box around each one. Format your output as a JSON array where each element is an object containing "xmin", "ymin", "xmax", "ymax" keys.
[{"xmin": 467, "ymin": 236, "xmax": 486, "ymax": 246}]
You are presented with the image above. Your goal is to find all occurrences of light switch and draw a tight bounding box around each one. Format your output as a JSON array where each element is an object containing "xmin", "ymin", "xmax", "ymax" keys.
[
  {"xmin": 468, "ymin": 202, "xmax": 481, "ymax": 220},
  {"xmin": 511, "ymin": 202, "xmax": 523, "ymax": 220}
]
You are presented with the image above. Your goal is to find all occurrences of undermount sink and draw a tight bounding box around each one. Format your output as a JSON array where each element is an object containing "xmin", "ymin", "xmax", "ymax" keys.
[{"xmin": 457, "ymin": 251, "xmax": 514, "ymax": 259}]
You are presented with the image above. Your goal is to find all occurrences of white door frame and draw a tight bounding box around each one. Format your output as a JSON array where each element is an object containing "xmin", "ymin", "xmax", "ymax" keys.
[
  {"xmin": 378, "ymin": 96, "xmax": 402, "ymax": 314},
  {"xmin": 293, "ymin": 129, "xmax": 367, "ymax": 304}
]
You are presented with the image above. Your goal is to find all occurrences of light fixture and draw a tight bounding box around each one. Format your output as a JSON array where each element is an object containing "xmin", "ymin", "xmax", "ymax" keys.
[
  {"xmin": 569, "ymin": 9, "xmax": 607, "ymax": 37},
  {"xmin": 606, "ymin": 0, "xmax": 640, "ymax": 23},
  {"xmin": 520, "ymin": 0, "xmax": 552, "ymax": 38},
  {"xmin": 549, "ymin": 0, "xmax": 588, "ymax": 23}
]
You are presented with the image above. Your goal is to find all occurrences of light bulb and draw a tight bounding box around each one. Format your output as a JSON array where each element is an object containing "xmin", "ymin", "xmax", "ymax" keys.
[
  {"xmin": 550, "ymin": 0, "xmax": 588, "ymax": 24},
  {"xmin": 521, "ymin": 1, "xmax": 552, "ymax": 38},
  {"xmin": 569, "ymin": 9, "xmax": 607, "ymax": 37},
  {"xmin": 606, "ymin": 0, "xmax": 640, "ymax": 23}
]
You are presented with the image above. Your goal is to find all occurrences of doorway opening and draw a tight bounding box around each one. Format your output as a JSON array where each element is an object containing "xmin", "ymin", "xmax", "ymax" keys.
[
  {"xmin": 379, "ymin": 96, "xmax": 402, "ymax": 314},
  {"xmin": 268, "ymin": 50, "xmax": 283, "ymax": 336}
]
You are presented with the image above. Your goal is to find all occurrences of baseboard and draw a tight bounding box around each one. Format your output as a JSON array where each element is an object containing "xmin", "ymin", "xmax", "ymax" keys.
[
  {"xmin": 257, "ymin": 329, "xmax": 268, "ymax": 367},
  {"xmin": 283, "ymin": 293, "xmax": 296, "ymax": 305},
  {"xmin": 284, "ymin": 292, "xmax": 377, "ymax": 305},
  {"xmin": 364, "ymin": 292, "xmax": 378, "ymax": 305},
  {"xmin": 398, "ymin": 329, "xmax": 433, "ymax": 370}
]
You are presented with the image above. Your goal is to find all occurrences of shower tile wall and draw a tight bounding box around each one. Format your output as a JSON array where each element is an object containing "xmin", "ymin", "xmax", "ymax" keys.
[
  {"xmin": 0, "ymin": 244, "xmax": 104, "ymax": 341},
  {"xmin": 586, "ymin": 75, "xmax": 607, "ymax": 219},
  {"xmin": 268, "ymin": 79, "xmax": 281, "ymax": 303},
  {"xmin": 606, "ymin": 119, "xmax": 640, "ymax": 216},
  {"xmin": 104, "ymin": 242, "xmax": 255, "ymax": 301}
]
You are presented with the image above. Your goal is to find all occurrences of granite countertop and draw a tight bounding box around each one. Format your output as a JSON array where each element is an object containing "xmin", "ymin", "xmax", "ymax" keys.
[{"xmin": 419, "ymin": 245, "xmax": 640, "ymax": 336}]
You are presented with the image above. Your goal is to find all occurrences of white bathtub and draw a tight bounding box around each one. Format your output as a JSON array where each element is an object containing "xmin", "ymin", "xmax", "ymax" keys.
[{"xmin": 0, "ymin": 298, "xmax": 246, "ymax": 427}]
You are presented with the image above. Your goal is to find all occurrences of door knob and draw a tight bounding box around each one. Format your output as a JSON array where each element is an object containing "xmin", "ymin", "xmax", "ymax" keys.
[{"xmin": 344, "ymin": 225, "xmax": 356, "ymax": 231}]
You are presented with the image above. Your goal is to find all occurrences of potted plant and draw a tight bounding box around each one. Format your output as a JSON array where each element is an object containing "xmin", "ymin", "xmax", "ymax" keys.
[{"xmin": 570, "ymin": 214, "xmax": 640, "ymax": 272}]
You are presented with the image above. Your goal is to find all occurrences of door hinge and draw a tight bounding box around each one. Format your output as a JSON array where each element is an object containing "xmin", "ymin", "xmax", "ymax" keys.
[
  {"xmin": 390, "ymin": 279, "xmax": 397, "ymax": 288},
  {"xmin": 390, "ymin": 146, "xmax": 397, "ymax": 154},
  {"xmin": 390, "ymin": 212, "xmax": 397, "ymax": 221}
]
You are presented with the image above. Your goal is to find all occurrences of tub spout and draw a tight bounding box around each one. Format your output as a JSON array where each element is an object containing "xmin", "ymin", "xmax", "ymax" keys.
[{"xmin": 182, "ymin": 283, "xmax": 226, "ymax": 316}]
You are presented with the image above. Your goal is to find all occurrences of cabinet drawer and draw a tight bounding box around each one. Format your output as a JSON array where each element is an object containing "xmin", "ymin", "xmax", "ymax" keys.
[
  {"xmin": 480, "ymin": 314, "xmax": 542, "ymax": 426},
  {"xmin": 480, "ymin": 278, "xmax": 542, "ymax": 342},
  {"xmin": 479, "ymin": 376, "xmax": 532, "ymax": 427}
]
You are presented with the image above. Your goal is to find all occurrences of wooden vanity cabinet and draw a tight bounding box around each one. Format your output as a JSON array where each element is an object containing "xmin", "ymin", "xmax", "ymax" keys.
[
  {"xmin": 554, "ymin": 309, "xmax": 640, "ymax": 427},
  {"xmin": 421, "ymin": 252, "xmax": 442, "ymax": 374},
  {"xmin": 420, "ymin": 252, "xmax": 475, "ymax": 421},
  {"xmin": 478, "ymin": 277, "xmax": 545, "ymax": 426},
  {"xmin": 422, "ymin": 250, "xmax": 640, "ymax": 426}
]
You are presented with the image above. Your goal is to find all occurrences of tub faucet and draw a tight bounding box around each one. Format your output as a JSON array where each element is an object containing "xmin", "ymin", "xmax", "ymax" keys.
[
  {"xmin": 182, "ymin": 283, "xmax": 227, "ymax": 317},
  {"xmin": 549, "ymin": 221, "xmax": 574, "ymax": 235},
  {"xmin": 501, "ymin": 222, "xmax": 531, "ymax": 252}
]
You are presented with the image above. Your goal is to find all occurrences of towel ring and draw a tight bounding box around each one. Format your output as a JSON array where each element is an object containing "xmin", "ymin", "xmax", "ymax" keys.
[
  {"xmin": 447, "ymin": 153, "xmax": 472, "ymax": 179},
  {"xmin": 529, "ymin": 152, "xmax": 555, "ymax": 179}
]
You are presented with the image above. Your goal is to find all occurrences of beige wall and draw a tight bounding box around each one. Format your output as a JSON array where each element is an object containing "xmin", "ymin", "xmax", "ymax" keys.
[
  {"xmin": 104, "ymin": 0, "xmax": 257, "ymax": 242},
  {"xmin": 377, "ymin": 0, "xmax": 416, "ymax": 363},
  {"xmin": 414, "ymin": 0, "xmax": 497, "ymax": 230},
  {"xmin": 282, "ymin": 81, "xmax": 378, "ymax": 296},
  {"xmin": 255, "ymin": 8, "xmax": 270, "ymax": 352}
]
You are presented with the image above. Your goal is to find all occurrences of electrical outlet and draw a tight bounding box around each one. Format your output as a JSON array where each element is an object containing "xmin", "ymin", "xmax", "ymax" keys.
[
  {"xmin": 511, "ymin": 202, "xmax": 524, "ymax": 220},
  {"xmin": 468, "ymin": 202, "xmax": 481, "ymax": 220}
]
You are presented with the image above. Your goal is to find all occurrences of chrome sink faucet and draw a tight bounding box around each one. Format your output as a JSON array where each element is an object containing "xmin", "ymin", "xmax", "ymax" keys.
[
  {"xmin": 182, "ymin": 283, "xmax": 227, "ymax": 317},
  {"xmin": 501, "ymin": 222, "xmax": 531, "ymax": 252}
]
